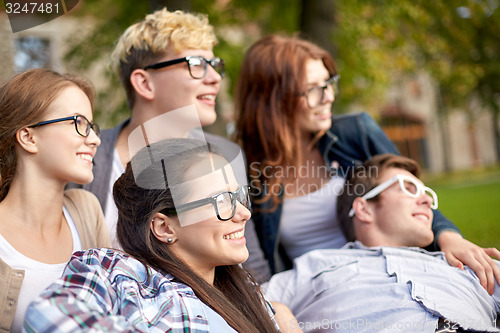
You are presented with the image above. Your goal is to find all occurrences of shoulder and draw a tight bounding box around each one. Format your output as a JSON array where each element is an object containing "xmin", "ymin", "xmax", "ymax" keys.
[
  {"xmin": 327, "ymin": 112, "xmax": 383, "ymax": 143},
  {"xmin": 102, "ymin": 119, "xmax": 130, "ymax": 138},
  {"xmin": 67, "ymin": 248, "xmax": 150, "ymax": 284},
  {"xmin": 64, "ymin": 188, "xmax": 100, "ymax": 209},
  {"xmin": 204, "ymin": 133, "xmax": 241, "ymax": 152},
  {"xmin": 63, "ymin": 189, "xmax": 104, "ymax": 233},
  {"xmin": 202, "ymin": 132, "xmax": 247, "ymax": 168},
  {"xmin": 330, "ymin": 112, "xmax": 375, "ymax": 130},
  {"xmin": 68, "ymin": 249, "xmax": 192, "ymax": 296},
  {"xmin": 70, "ymin": 248, "xmax": 137, "ymax": 270},
  {"xmin": 97, "ymin": 119, "xmax": 130, "ymax": 150},
  {"xmin": 325, "ymin": 112, "xmax": 370, "ymax": 144}
]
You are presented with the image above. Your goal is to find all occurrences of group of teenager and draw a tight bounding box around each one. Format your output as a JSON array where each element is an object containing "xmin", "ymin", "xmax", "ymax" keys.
[{"xmin": 0, "ymin": 7, "xmax": 499, "ymax": 333}]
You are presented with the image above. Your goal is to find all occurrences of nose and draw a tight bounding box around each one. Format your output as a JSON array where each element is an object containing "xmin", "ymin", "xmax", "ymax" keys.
[
  {"xmin": 418, "ymin": 192, "xmax": 433, "ymax": 208},
  {"xmin": 203, "ymin": 64, "xmax": 222, "ymax": 85},
  {"xmin": 232, "ymin": 201, "xmax": 251, "ymax": 223},
  {"xmin": 85, "ymin": 128, "xmax": 101, "ymax": 147},
  {"xmin": 322, "ymin": 85, "xmax": 335, "ymax": 104}
]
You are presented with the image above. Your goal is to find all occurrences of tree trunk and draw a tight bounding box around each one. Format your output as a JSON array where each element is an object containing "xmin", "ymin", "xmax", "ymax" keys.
[
  {"xmin": 299, "ymin": 0, "xmax": 336, "ymax": 56},
  {"xmin": 0, "ymin": 16, "xmax": 15, "ymax": 81}
]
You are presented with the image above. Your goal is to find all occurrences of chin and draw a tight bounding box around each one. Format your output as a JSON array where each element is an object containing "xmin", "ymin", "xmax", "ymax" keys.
[
  {"xmin": 417, "ymin": 234, "xmax": 435, "ymax": 248},
  {"xmin": 319, "ymin": 118, "xmax": 332, "ymax": 129},
  {"xmin": 72, "ymin": 174, "xmax": 94, "ymax": 185},
  {"xmin": 199, "ymin": 111, "xmax": 217, "ymax": 127},
  {"xmin": 231, "ymin": 252, "xmax": 249, "ymax": 266},
  {"xmin": 309, "ymin": 120, "xmax": 332, "ymax": 133}
]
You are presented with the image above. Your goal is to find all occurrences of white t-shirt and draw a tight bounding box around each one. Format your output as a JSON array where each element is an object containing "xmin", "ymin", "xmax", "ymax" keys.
[
  {"xmin": 104, "ymin": 149, "xmax": 125, "ymax": 249},
  {"xmin": 0, "ymin": 207, "xmax": 81, "ymax": 333},
  {"xmin": 280, "ymin": 176, "xmax": 347, "ymax": 261}
]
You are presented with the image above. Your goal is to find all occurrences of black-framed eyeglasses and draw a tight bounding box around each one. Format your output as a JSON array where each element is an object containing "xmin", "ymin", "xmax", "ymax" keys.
[
  {"xmin": 303, "ymin": 74, "xmax": 339, "ymax": 108},
  {"xmin": 143, "ymin": 56, "xmax": 225, "ymax": 79},
  {"xmin": 164, "ymin": 186, "xmax": 249, "ymax": 221},
  {"xmin": 28, "ymin": 115, "xmax": 100, "ymax": 138}
]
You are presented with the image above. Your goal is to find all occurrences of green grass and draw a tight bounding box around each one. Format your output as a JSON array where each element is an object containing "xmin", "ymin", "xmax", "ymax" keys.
[{"xmin": 422, "ymin": 165, "xmax": 500, "ymax": 250}]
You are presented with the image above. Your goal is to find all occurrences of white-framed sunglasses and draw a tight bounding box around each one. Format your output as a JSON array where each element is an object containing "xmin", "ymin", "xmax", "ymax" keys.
[{"xmin": 348, "ymin": 174, "xmax": 438, "ymax": 217}]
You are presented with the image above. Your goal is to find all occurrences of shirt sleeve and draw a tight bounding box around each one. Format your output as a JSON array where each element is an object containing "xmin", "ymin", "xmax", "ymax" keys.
[
  {"xmin": 23, "ymin": 252, "xmax": 136, "ymax": 332},
  {"xmin": 262, "ymin": 269, "xmax": 297, "ymax": 307}
]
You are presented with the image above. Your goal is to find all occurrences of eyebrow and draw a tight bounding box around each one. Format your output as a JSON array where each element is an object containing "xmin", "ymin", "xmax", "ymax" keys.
[{"xmin": 306, "ymin": 76, "xmax": 331, "ymax": 87}]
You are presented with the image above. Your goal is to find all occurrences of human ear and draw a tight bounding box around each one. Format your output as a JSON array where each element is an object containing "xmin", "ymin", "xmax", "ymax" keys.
[
  {"xmin": 16, "ymin": 128, "xmax": 38, "ymax": 154},
  {"xmin": 351, "ymin": 197, "xmax": 375, "ymax": 224},
  {"xmin": 130, "ymin": 69, "xmax": 155, "ymax": 101},
  {"xmin": 150, "ymin": 212, "xmax": 177, "ymax": 244}
]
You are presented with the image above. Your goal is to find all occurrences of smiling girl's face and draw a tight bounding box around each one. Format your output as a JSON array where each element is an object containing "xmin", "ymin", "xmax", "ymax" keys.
[
  {"xmin": 29, "ymin": 85, "xmax": 100, "ymax": 186},
  {"xmin": 167, "ymin": 154, "xmax": 251, "ymax": 281}
]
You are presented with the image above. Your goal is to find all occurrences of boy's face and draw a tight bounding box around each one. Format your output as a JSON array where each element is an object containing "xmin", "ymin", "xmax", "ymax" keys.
[
  {"xmin": 369, "ymin": 167, "xmax": 435, "ymax": 248},
  {"xmin": 146, "ymin": 48, "xmax": 221, "ymax": 127}
]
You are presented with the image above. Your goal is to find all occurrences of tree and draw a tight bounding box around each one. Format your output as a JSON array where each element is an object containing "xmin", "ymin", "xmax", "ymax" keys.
[
  {"xmin": 300, "ymin": 0, "xmax": 336, "ymax": 56},
  {"xmin": 64, "ymin": 0, "xmax": 500, "ymax": 161}
]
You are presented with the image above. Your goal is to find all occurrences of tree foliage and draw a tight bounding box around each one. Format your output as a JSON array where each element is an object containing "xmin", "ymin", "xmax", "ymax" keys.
[{"xmin": 66, "ymin": 0, "xmax": 500, "ymax": 158}]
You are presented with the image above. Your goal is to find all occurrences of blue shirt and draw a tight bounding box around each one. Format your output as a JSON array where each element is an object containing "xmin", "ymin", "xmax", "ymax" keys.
[
  {"xmin": 24, "ymin": 248, "xmax": 273, "ymax": 332},
  {"xmin": 263, "ymin": 242, "xmax": 500, "ymax": 333}
]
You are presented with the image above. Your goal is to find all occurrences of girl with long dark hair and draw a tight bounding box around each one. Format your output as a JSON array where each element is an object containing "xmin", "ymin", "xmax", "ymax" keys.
[{"xmin": 24, "ymin": 138, "xmax": 280, "ymax": 333}]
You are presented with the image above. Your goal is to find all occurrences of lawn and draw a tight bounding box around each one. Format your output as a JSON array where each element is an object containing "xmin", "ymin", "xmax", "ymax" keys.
[{"xmin": 422, "ymin": 165, "xmax": 500, "ymax": 250}]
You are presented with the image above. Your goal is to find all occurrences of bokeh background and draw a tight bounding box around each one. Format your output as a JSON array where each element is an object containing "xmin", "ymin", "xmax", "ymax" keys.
[{"xmin": 1, "ymin": 0, "xmax": 499, "ymax": 248}]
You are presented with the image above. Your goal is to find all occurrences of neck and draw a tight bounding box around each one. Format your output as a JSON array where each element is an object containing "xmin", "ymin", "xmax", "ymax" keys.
[
  {"xmin": 129, "ymin": 102, "xmax": 195, "ymax": 137},
  {"xmin": 182, "ymin": 259, "xmax": 215, "ymax": 285},
  {"xmin": 0, "ymin": 171, "xmax": 65, "ymax": 231},
  {"xmin": 197, "ymin": 267, "xmax": 216, "ymax": 286},
  {"xmin": 357, "ymin": 233, "xmax": 402, "ymax": 248},
  {"xmin": 119, "ymin": 105, "xmax": 194, "ymax": 167}
]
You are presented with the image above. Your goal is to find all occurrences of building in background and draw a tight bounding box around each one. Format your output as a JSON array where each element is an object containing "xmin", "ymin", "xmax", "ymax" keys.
[{"xmin": 380, "ymin": 72, "xmax": 497, "ymax": 172}]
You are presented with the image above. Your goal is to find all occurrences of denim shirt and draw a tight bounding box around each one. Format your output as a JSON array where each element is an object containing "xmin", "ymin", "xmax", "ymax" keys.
[
  {"xmin": 263, "ymin": 242, "xmax": 500, "ymax": 333},
  {"xmin": 251, "ymin": 112, "xmax": 460, "ymax": 274}
]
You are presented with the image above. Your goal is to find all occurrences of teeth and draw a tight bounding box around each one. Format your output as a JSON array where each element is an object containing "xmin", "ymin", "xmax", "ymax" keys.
[
  {"xmin": 223, "ymin": 230, "xmax": 244, "ymax": 240},
  {"xmin": 78, "ymin": 154, "xmax": 93, "ymax": 162},
  {"xmin": 199, "ymin": 94, "xmax": 215, "ymax": 101},
  {"xmin": 414, "ymin": 214, "xmax": 428, "ymax": 221}
]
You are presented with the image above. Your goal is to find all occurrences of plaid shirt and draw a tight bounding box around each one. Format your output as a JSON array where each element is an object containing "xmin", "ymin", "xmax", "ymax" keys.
[{"xmin": 24, "ymin": 248, "xmax": 255, "ymax": 332}]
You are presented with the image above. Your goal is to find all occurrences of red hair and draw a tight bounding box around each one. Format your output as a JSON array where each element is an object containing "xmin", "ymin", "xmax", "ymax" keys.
[{"xmin": 235, "ymin": 35, "xmax": 337, "ymax": 210}]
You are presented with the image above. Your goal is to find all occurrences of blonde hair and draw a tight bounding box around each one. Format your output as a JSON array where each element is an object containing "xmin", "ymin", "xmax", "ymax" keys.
[{"xmin": 111, "ymin": 8, "xmax": 218, "ymax": 108}]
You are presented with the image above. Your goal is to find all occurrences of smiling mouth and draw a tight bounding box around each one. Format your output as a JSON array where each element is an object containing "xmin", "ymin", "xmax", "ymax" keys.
[
  {"xmin": 223, "ymin": 230, "xmax": 244, "ymax": 240},
  {"xmin": 198, "ymin": 94, "xmax": 216, "ymax": 101},
  {"xmin": 77, "ymin": 153, "xmax": 93, "ymax": 163},
  {"xmin": 313, "ymin": 109, "xmax": 331, "ymax": 118},
  {"xmin": 413, "ymin": 213, "xmax": 430, "ymax": 222}
]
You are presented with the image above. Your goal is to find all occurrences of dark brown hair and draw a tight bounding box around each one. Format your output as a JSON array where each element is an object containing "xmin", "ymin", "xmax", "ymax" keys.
[
  {"xmin": 235, "ymin": 34, "xmax": 337, "ymax": 211},
  {"xmin": 0, "ymin": 68, "xmax": 95, "ymax": 201},
  {"xmin": 337, "ymin": 154, "xmax": 420, "ymax": 242},
  {"xmin": 113, "ymin": 138, "xmax": 278, "ymax": 333}
]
